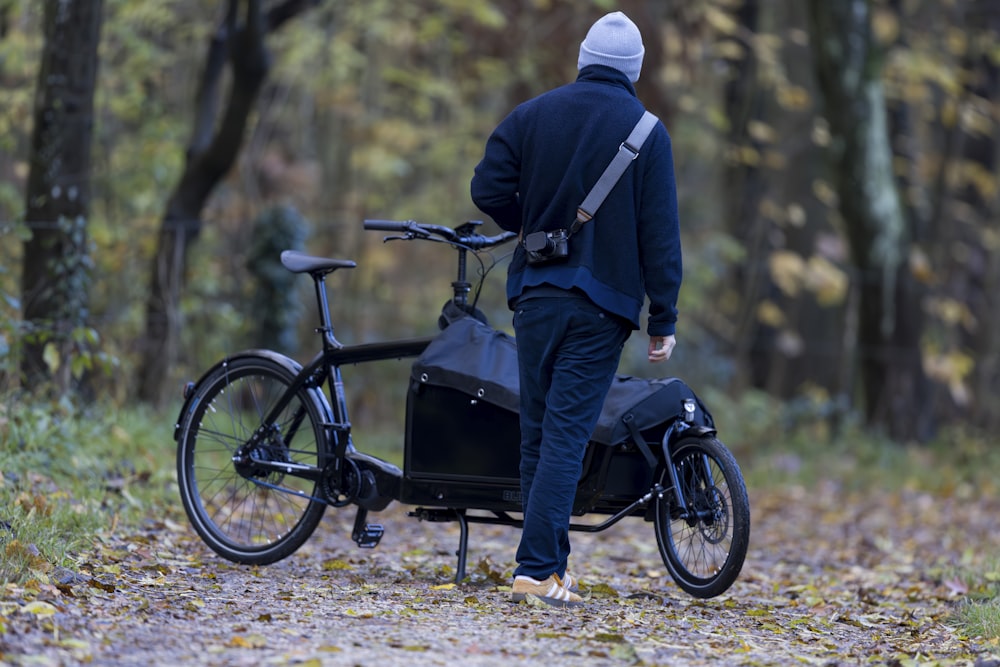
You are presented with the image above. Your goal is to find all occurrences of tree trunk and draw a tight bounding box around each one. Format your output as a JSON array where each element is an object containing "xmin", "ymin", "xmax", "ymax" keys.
[
  {"xmin": 136, "ymin": 0, "xmax": 320, "ymax": 406},
  {"xmin": 720, "ymin": 0, "xmax": 768, "ymax": 390},
  {"xmin": 807, "ymin": 0, "xmax": 933, "ymax": 441},
  {"xmin": 20, "ymin": 0, "xmax": 103, "ymax": 394},
  {"xmin": 953, "ymin": 2, "xmax": 1000, "ymax": 429}
]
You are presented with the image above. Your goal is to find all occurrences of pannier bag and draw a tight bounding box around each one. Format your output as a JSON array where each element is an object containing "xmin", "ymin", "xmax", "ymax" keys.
[{"xmin": 410, "ymin": 315, "xmax": 713, "ymax": 447}]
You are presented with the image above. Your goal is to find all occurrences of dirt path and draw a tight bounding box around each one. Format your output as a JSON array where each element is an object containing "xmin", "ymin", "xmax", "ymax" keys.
[{"xmin": 2, "ymin": 480, "xmax": 998, "ymax": 666}]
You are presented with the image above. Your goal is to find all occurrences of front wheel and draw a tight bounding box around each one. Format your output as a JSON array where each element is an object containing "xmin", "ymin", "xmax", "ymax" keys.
[
  {"xmin": 654, "ymin": 435, "xmax": 749, "ymax": 598},
  {"xmin": 176, "ymin": 354, "xmax": 331, "ymax": 565}
]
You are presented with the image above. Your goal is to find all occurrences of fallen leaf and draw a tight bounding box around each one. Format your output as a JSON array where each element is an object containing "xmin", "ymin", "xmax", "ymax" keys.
[{"xmin": 21, "ymin": 601, "xmax": 58, "ymax": 618}]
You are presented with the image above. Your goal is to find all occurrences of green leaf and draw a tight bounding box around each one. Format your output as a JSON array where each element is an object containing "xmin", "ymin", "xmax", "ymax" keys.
[{"xmin": 42, "ymin": 342, "xmax": 61, "ymax": 373}]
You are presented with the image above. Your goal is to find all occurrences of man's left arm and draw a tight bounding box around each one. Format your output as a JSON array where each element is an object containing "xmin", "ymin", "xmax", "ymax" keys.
[{"xmin": 639, "ymin": 128, "xmax": 683, "ymax": 339}]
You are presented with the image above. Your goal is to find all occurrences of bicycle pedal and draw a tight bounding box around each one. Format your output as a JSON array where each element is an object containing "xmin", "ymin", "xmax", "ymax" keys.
[{"xmin": 353, "ymin": 523, "xmax": 384, "ymax": 549}]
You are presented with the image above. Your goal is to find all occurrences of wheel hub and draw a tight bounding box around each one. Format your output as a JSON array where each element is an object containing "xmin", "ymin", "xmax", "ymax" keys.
[{"xmin": 232, "ymin": 425, "xmax": 290, "ymax": 481}]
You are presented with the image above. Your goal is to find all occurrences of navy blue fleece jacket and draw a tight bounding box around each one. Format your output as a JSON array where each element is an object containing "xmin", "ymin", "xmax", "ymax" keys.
[{"xmin": 470, "ymin": 66, "xmax": 682, "ymax": 336}]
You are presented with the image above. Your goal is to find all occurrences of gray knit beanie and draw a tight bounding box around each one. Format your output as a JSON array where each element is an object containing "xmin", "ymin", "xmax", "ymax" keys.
[{"xmin": 577, "ymin": 11, "xmax": 645, "ymax": 83}]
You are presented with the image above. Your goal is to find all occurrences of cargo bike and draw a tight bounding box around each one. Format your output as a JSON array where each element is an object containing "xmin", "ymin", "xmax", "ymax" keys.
[{"xmin": 174, "ymin": 219, "xmax": 750, "ymax": 599}]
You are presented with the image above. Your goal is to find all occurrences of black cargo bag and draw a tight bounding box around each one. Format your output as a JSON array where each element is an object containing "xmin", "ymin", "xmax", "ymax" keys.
[
  {"xmin": 405, "ymin": 317, "xmax": 521, "ymax": 480},
  {"xmin": 592, "ymin": 375, "xmax": 715, "ymax": 447},
  {"xmin": 411, "ymin": 316, "xmax": 520, "ymax": 414},
  {"xmin": 406, "ymin": 316, "xmax": 714, "ymax": 476}
]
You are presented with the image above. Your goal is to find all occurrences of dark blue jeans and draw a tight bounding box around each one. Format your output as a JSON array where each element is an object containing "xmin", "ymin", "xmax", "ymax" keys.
[{"xmin": 512, "ymin": 291, "xmax": 630, "ymax": 580}]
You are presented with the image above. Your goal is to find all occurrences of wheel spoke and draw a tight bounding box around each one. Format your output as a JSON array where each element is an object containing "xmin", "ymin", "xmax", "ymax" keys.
[
  {"xmin": 655, "ymin": 436, "xmax": 750, "ymax": 598},
  {"xmin": 177, "ymin": 357, "xmax": 329, "ymax": 564}
]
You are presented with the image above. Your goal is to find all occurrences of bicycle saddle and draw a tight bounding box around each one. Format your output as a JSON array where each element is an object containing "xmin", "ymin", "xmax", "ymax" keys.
[{"xmin": 280, "ymin": 250, "xmax": 357, "ymax": 275}]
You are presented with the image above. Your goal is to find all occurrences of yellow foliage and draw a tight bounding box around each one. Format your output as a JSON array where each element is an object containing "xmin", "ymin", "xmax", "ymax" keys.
[
  {"xmin": 5, "ymin": 540, "xmax": 49, "ymax": 572},
  {"xmin": 961, "ymin": 105, "xmax": 996, "ymax": 139},
  {"xmin": 747, "ymin": 120, "xmax": 776, "ymax": 144},
  {"xmin": 811, "ymin": 118, "xmax": 831, "ymax": 147},
  {"xmin": 766, "ymin": 251, "xmax": 846, "ymax": 307},
  {"xmin": 714, "ymin": 39, "xmax": 746, "ymax": 61},
  {"xmin": 957, "ymin": 160, "xmax": 998, "ymax": 202},
  {"xmin": 804, "ymin": 255, "xmax": 848, "ymax": 306},
  {"xmin": 739, "ymin": 145, "xmax": 761, "ymax": 167},
  {"xmin": 776, "ymin": 84, "xmax": 811, "ymax": 111},
  {"xmin": 983, "ymin": 228, "xmax": 1000, "ymax": 251},
  {"xmin": 769, "ymin": 250, "xmax": 805, "ymax": 297},
  {"xmin": 923, "ymin": 348, "xmax": 975, "ymax": 406},
  {"xmin": 15, "ymin": 493, "xmax": 51, "ymax": 517},
  {"xmin": 321, "ymin": 558, "xmax": 353, "ymax": 571},
  {"xmin": 756, "ymin": 300, "xmax": 786, "ymax": 327},
  {"xmin": 704, "ymin": 5, "xmax": 739, "ymax": 36},
  {"xmin": 926, "ymin": 297, "xmax": 977, "ymax": 331},
  {"xmin": 42, "ymin": 343, "xmax": 61, "ymax": 374},
  {"xmin": 227, "ymin": 634, "xmax": 267, "ymax": 649},
  {"xmin": 909, "ymin": 247, "xmax": 935, "ymax": 284},
  {"xmin": 812, "ymin": 179, "xmax": 839, "ymax": 208},
  {"xmin": 786, "ymin": 204, "xmax": 806, "ymax": 227},
  {"xmin": 946, "ymin": 27, "xmax": 968, "ymax": 57},
  {"xmin": 21, "ymin": 600, "xmax": 58, "ymax": 618},
  {"xmin": 871, "ymin": 8, "xmax": 900, "ymax": 44}
]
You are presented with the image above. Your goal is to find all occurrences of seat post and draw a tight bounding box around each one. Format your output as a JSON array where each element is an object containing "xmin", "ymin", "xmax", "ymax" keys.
[{"xmin": 311, "ymin": 272, "xmax": 342, "ymax": 351}]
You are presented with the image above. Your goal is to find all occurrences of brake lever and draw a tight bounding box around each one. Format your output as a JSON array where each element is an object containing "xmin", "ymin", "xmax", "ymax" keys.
[{"xmin": 380, "ymin": 230, "xmax": 430, "ymax": 243}]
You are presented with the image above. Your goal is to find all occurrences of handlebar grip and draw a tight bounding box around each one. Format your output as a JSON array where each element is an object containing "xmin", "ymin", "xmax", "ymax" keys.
[{"xmin": 363, "ymin": 219, "xmax": 414, "ymax": 232}]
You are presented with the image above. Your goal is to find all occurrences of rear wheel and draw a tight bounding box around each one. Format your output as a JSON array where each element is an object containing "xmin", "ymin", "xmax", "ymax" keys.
[
  {"xmin": 176, "ymin": 355, "xmax": 330, "ymax": 564},
  {"xmin": 654, "ymin": 435, "xmax": 749, "ymax": 598}
]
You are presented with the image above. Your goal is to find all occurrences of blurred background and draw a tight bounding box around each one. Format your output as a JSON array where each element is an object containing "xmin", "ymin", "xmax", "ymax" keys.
[{"xmin": 1, "ymin": 0, "xmax": 998, "ymax": 448}]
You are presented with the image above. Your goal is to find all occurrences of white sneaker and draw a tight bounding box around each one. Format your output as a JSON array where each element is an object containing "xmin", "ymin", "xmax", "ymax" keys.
[{"xmin": 511, "ymin": 574, "xmax": 583, "ymax": 607}]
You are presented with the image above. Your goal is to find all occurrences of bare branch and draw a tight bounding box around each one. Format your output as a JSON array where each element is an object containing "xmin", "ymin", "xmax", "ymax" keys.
[{"xmin": 188, "ymin": 0, "xmax": 240, "ymax": 157}]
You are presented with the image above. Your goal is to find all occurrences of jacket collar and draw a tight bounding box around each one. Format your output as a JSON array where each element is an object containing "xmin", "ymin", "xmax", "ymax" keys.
[{"xmin": 576, "ymin": 65, "xmax": 637, "ymax": 96}]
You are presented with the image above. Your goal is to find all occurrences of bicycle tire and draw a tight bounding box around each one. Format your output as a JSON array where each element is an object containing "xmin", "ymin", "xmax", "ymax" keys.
[
  {"xmin": 654, "ymin": 435, "xmax": 750, "ymax": 598},
  {"xmin": 176, "ymin": 353, "xmax": 330, "ymax": 564}
]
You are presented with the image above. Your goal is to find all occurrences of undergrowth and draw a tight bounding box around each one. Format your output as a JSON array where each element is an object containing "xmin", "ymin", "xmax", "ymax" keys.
[
  {"xmin": 0, "ymin": 394, "xmax": 177, "ymax": 586},
  {"xmin": 950, "ymin": 556, "xmax": 1000, "ymax": 642}
]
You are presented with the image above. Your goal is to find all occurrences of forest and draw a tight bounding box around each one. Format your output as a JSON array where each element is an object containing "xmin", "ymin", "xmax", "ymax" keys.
[{"xmin": 1, "ymin": 0, "xmax": 998, "ymax": 445}]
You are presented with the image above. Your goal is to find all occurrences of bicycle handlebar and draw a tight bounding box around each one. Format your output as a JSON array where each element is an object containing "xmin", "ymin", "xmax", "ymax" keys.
[{"xmin": 363, "ymin": 219, "xmax": 517, "ymax": 251}]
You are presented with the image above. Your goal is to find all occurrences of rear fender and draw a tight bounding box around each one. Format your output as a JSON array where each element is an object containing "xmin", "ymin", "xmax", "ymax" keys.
[{"xmin": 173, "ymin": 350, "xmax": 334, "ymax": 441}]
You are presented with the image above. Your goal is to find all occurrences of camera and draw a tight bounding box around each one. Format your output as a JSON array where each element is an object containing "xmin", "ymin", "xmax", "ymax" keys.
[{"xmin": 523, "ymin": 229, "xmax": 570, "ymax": 266}]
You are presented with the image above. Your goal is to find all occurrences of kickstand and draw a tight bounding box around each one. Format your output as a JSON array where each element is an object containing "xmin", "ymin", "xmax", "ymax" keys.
[
  {"xmin": 453, "ymin": 509, "xmax": 468, "ymax": 584},
  {"xmin": 407, "ymin": 507, "xmax": 471, "ymax": 584}
]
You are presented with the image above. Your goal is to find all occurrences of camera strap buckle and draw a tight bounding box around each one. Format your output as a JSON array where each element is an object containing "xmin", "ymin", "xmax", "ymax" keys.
[
  {"xmin": 569, "ymin": 208, "xmax": 592, "ymax": 235},
  {"xmin": 619, "ymin": 141, "xmax": 640, "ymax": 161}
]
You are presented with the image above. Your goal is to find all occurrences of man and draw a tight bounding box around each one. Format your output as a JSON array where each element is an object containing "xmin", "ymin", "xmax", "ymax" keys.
[{"xmin": 470, "ymin": 11, "xmax": 682, "ymax": 607}]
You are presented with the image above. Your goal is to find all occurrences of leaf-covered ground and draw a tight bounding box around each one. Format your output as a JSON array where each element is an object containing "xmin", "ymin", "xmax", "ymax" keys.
[{"xmin": 1, "ymin": 479, "xmax": 999, "ymax": 666}]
